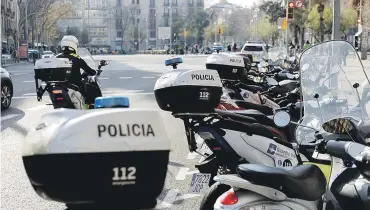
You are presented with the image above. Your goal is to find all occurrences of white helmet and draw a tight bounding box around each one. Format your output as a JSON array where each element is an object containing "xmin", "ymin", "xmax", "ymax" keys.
[{"xmin": 61, "ymin": 35, "xmax": 79, "ymax": 52}]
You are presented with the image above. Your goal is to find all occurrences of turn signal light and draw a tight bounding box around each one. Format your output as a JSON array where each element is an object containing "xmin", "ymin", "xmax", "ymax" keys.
[
  {"xmin": 52, "ymin": 90, "xmax": 62, "ymax": 94},
  {"xmin": 220, "ymin": 191, "xmax": 238, "ymax": 205},
  {"xmin": 56, "ymin": 97, "xmax": 64, "ymax": 101}
]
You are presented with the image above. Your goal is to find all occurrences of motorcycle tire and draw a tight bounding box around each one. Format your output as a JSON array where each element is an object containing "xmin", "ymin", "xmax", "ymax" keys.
[{"xmin": 199, "ymin": 182, "xmax": 231, "ymax": 210}]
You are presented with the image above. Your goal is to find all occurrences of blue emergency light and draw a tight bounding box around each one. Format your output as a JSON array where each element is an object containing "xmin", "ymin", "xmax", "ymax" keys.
[{"xmin": 94, "ymin": 96, "xmax": 130, "ymax": 108}]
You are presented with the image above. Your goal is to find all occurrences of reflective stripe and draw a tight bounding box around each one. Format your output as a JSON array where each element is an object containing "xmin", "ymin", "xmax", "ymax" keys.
[{"xmin": 70, "ymin": 53, "xmax": 80, "ymax": 58}]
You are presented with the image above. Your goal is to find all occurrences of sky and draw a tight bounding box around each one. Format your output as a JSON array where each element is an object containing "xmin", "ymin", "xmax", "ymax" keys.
[{"xmin": 205, "ymin": 0, "xmax": 262, "ymax": 8}]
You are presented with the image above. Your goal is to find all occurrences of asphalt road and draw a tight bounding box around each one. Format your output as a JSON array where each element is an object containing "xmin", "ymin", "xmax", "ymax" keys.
[{"xmin": 1, "ymin": 55, "xmax": 213, "ymax": 210}]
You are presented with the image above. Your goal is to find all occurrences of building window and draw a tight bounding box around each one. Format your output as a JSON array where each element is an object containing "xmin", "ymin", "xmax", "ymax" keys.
[
  {"xmin": 164, "ymin": 7, "xmax": 169, "ymax": 15},
  {"xmin": 136, "ymin": 18, "xmax": 140, "ymax": 24},
  {"xmin": 117, "ymin": 31, "xmax": 122, "ymax": 37},
  {"xmin": 137, "ymin": 0, "xmax": 139, "ymax": 4},
  {"xmin": 149, "ymin": 18, "xmax": 156, "ymax": 26},
  {"xmin": 189, "ymin": 0, "xmax": 193, "ymax": 5},
  {"xmin": 116, "ymin": 0, "xmax": 121, "ymax": 6},
  {"xmin": 132, "ymin": 0, "xmax": 134, "ymax": 4},
  {"xmin": 149, "ymin": 9, "xmax": 155, "ymax": 16},
  {"xmin": 172, "ymin": 0, "xmax": 177, "ymax": 6},
  {"xmin": 150, "ymin": 30, "xmax": 156, "ymax": 38},
  {"xmin": 164, "ymin": 18, "xmax": 169, "ymax": 26},
  {"xmin": 164, "ymin": 0, "xmax": 169, "ymax": 6},
  {"xmin": 150, "ymin": 0, "xmax": 155, "ymax": 7},
  {"xmin": 172, "ymin": 8, "xmax": 177, "ymax": 15},
  {"xmin": 137, "ymin": 9, "xmax": 141, "ymax": 15}
]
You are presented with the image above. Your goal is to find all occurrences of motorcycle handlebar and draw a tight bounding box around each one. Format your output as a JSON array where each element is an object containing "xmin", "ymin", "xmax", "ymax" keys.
[{"xmin": 325, "ymin": 140, "xmax": 349, "ymax": 159}]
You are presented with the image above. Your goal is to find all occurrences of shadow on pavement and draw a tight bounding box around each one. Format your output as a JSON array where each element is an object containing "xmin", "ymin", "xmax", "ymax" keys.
[{"xmin": 1, "ymin": 107, "xmax": 26, "ymax": 133}]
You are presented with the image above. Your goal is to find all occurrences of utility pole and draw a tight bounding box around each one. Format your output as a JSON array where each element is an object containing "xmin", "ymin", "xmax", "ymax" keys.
[
  {"xmin": 169, "ymin": 7, "xmax": 172, "ymax": 52},
  {"xmin": 138, "ymin": 19, "xmax": 140, "ymax": 51},
  {"xmin": 332, "ymin": 0, "xmax": 340, "ymax": 39},
  {"xmin": 25, "ymin": 0, "xmax": 29, "ymax": 60},
  {"xmin": 87, "ymin": 0, "xmax": 91, "ymax": 50}
]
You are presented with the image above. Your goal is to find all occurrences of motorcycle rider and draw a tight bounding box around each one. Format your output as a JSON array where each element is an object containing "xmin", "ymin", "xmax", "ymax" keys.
[{"xmin": 55, "ymin": 35, "xmax": 101, "ymax": 107}]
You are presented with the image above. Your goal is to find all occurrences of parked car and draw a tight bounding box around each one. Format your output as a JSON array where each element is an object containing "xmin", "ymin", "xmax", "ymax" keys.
[
  {"xmin": 41, "ymin": 51, "xmax": 55, "ymax": 59},
  {"xmin": 1, "ymin": 68, "xmax": 13, "ymax": 110},
  {"xmin": 241, "ymin": 42, "xmax": 268, "ymax": 63}
]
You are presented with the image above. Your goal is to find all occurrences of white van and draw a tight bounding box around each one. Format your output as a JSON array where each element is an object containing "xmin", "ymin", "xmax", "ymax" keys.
[{"xmin": 241, "ymin": 43, "xmax": 268, "ymax": 63}]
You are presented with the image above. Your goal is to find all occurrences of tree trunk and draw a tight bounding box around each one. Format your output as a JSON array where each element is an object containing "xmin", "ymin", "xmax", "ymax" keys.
[
  {"xmin": 31, "ymin": 17, "xmax": 35, "ymax": 48},
  {"xmin": 300, "ymin": 27, "xmax": 305, "ymax": 49},
  {"xmin": 361, "ymin": 0, "xmax": 370, "ymax": 60}
]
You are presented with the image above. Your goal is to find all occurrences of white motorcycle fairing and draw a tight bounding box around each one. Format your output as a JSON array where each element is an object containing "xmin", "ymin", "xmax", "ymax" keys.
[{"xmin": 214, "ymin": 175, "xmax": 318, "ymax": 210}]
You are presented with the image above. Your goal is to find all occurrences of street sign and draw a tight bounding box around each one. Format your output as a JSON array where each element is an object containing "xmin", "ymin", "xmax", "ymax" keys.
[
  {"xmin": 288, "ymin": 2, "xmax": 295, "ymax": 8},
  {"xmin": 295, "ymin": 0, "xmax": 303, "ymax": 8}
]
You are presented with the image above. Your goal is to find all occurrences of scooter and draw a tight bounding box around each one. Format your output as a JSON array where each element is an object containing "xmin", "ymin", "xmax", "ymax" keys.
[{"xmin": 213, "ymin": 113, "xmax": 370, "ymax": 210}]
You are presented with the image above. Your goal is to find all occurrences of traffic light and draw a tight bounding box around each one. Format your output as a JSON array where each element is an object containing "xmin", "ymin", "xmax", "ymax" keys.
[
  {"xmin": 218, "ymin": 27, "xmax": 221, "ymax": 35},
  {"xmin": 184, "ymin": 28, "xmax": 188, "ymax": 37},
  {"xmin": 287, "ymin": 2, "xmax": 294, "ymax": 20}
]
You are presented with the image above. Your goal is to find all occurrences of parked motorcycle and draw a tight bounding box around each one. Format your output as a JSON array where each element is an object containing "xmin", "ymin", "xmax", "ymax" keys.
[{"xmin": 212, "ymin": 40, "xmax": 370, "ymax": 210}]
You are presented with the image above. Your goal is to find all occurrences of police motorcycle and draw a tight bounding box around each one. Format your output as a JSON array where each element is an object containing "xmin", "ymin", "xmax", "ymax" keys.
[
  {"xmin": 34, "ymin": 48, "xmax": 108, "ymax": 109},
  {"xmin": 213, "ymin": 40, "xmax": 370, "ymax": 210},
  {"xmin": 21, "ymin": 97, "xmax": 171, "ymax": 210},
  {"xmin": 206, "ymin": 52, "xmax": 301, "ymax": 117},
  {"xmin": 155, "ymin": 58, "xmax": 315, "ymax": 210}
]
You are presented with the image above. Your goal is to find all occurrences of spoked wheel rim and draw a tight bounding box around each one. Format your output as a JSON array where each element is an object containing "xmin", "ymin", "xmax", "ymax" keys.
[{"xmin": 1, "ymin": 85, "xmax": 11, "ymax": 108}]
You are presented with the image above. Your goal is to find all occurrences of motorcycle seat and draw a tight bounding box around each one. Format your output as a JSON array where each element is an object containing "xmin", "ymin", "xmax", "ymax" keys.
[
  {"xmin": 234, "ymin": 100, "xmax": 274, "ymax": 115},
  {"xmin": 236, "ymin": 164, "xmax": 326, "ymax": 201},
  {"xmin": 227, "ymin": 109, "xmax": 275, "ymax": 126}
]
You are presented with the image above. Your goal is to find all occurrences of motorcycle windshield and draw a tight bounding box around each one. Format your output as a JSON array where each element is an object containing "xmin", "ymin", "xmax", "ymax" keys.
[
  {"xmin": 77, "ymin": 48, "xmax": 96, "ymax": 70},
  {"xmin": 296, "ymin": 40, "xmax": 370, "ymax": 143}
]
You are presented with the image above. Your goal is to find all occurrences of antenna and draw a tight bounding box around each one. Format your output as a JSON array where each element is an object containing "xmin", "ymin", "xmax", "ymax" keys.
[
  {"xmin": 314, "ymin": 93, "xmax": 324, "ymax": 124},
  {"xmin": 352, "ymin": 82, "xmax": 368, "ymax": 120}
]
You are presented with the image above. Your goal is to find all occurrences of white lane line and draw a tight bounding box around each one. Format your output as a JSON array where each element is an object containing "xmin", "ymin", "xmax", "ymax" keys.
[
  {"xmin": 12, "ymin": 73, "xmax": 30, "ymax": 76},
  {"xmin": 155, "ymin": 189, "xmax": 179, "ymax": 209},
  {"xmin": 22, "ymin": 80, "xmax": 34, "ymax": 83},
  {"xmin": 102, "ymin": 91, "xmax": 114, "ymax": 93},
  {"xmin": 176, "ymin": 194, "xmax": 201, "ymax": 201},
  {"xmin": 1, "ymin": 114, "xmax": 21, "ymax": 122},
  {"xmin": 142, "ymin": 76, "xmax": 155, "ymax": 79},
  {"xmin": 99, "ymin": 77, "xmax": 108, "ymax": 80},
  {"xmin": 119, "ymin": 77, "xmax": 132, "ymax": 79},
  {"xmin": 27, "ymin": 105, "xmax": 48, "ymax": 111},
  {"xmin": 175, "ymin": 168, "xmax": 200, "ymax": 180},
  {"xmin": 15, "ymin": 92, "xmax": 154, "ymax": 99},
  {"xmin": 124, "ymin": 90, "xmax": 144, "ymax": 93}
]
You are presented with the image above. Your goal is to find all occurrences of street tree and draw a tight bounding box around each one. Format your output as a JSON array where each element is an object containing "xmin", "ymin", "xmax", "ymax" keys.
[
  {"xmin": 115, "ymin": 5, "xmax": 135, "ymax": 51},
  {"xmin": 306, "ymin": 4, "xmax": 332, "ymax": 42},
  {"xmin": 359, "ymin": 0, "xmax": 370, "ymax": 60},
  {"xmin": 259, "ymin": 0, "xmax": 285, "ymax": 24},
  {"xmin": 37, "ymin": 1, "xmax": 72, "ymax": 47},
  {"xmin": 254, "ymin": 17, "xmax": 279, "ymax": 44},
  {"xmin": 187, "ymin": 10, "xmax": 210, "ymax": 44}
]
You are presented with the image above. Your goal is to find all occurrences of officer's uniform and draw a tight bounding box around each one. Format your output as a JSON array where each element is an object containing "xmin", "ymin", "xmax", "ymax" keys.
[{"xmin": 56, "ymin": 52, "xmax": 99, "ymax": 104}]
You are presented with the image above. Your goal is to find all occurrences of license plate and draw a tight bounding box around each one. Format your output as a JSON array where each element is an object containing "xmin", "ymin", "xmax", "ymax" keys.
[{"xmin": 188, "ymin": 173, "xmax": 211, "ymax": 194}]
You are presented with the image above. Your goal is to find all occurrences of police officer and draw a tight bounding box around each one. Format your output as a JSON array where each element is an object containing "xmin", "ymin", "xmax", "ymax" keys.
[{"xmin": 56, "ymin": 35, "xmax": 101, "ymax": 105}]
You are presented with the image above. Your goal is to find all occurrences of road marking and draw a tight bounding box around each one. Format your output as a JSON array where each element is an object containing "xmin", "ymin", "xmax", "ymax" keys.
[
  {"xmin": 142, "ymin": 76, "xmax": 155, "ymax": 79},
  {"xmin": 155, "ymin": 189, "xmax": 179, "ymax": 209},
  {"xmin": 99, "ymin": 77, "xmax": 108, "ymax": 79},
  {"xmin": 23, "ymin": 80, "xmax": 34, "ymax": 83},
  {"xmin": 176, "ymin": 167, "xmax": 200, "ymax": 180},
  {"xmin": 1, "ymin": 114, "xmax": 21, "ymax": 122},
  {"xmin": 14, "ymin": 92, "xmax": 154, "ymax": 99},
  {"xmin": 124, "ymin": 90, "xmax": 144, "ymax": 93},
  {"xmin": 27, "ymin": 105, "xmax": 48, "ymax": 111},
  {"xmin": 12, "ymin": 73, "xmax": 31, "ymax": 76},
  {"xmin": 176, "ymin": 194, "xmax": 201, "ymax": 201},
  {"xmin": 119, "ymin": 77, "xmax": 132, "ymax": 79},
  {"xmin": 102, "ymin": 91, "xmax": 114, "ymax": 93}
]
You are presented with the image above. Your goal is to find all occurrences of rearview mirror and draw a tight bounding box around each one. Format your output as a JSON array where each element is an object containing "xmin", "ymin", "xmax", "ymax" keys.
[
  {"xmin": 322, "ymin": 118, "xmax": 355, "ymax": 134},
  {"xmin": 273, "ymin": 111, "xmax": 291, "ymax": 127},
  {"xmin": 99, "ymin": 60, "xmax": 108, "ymax": 67},
  {"xmin": 286, "ymin": 73, "xmax": 295, "ymax": 79},
  {"xmin": 266, "ymin": 77, "xmax": 278, "ymax": 86}
]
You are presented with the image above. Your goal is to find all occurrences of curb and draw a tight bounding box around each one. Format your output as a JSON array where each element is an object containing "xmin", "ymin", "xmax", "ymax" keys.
[{"xmin": 2, "ymin": 62, "xmax": 32, "ymax": 68}]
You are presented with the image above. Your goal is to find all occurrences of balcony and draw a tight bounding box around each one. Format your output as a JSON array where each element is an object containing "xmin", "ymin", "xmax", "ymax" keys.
[
  {"xmin": 11, "ymin": 12, "xmax": 15, "ymax": 18},
  {"xmin": 6, "ymin": 8, "xmax": 11, "ymax": 15},
  {"xmin": 196, "ymin": 2, "xmax": 204, "ymax": 7},
  {"xmin": 1, "ymin": 5, "xmax": 4, "ymax": 12}
]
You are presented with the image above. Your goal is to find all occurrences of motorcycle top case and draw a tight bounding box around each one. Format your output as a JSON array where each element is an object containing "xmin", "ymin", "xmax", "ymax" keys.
[
  {"xmin": 34, "ymin": 58, "xmax": 72, "ymax": 82},
  {"xmin": 206, "ymin": 53, "xmax": 245, "ymax": 81},
  {"xmin": 154, "ymin": 69, "xmax": 222, "ymax": 113},
  {"xmin": 22, "ymin": 108, "xmax": 170, "ymax": 209}
]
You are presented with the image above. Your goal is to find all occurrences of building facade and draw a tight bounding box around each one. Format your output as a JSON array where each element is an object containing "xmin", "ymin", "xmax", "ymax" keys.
[
  {"xmin": 1, "ymin": 0, "xmax": 20, "ymax": 52},
  {"xmin": 115, "ymin": 0, "xmax": 205, "ymax": 51}
]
